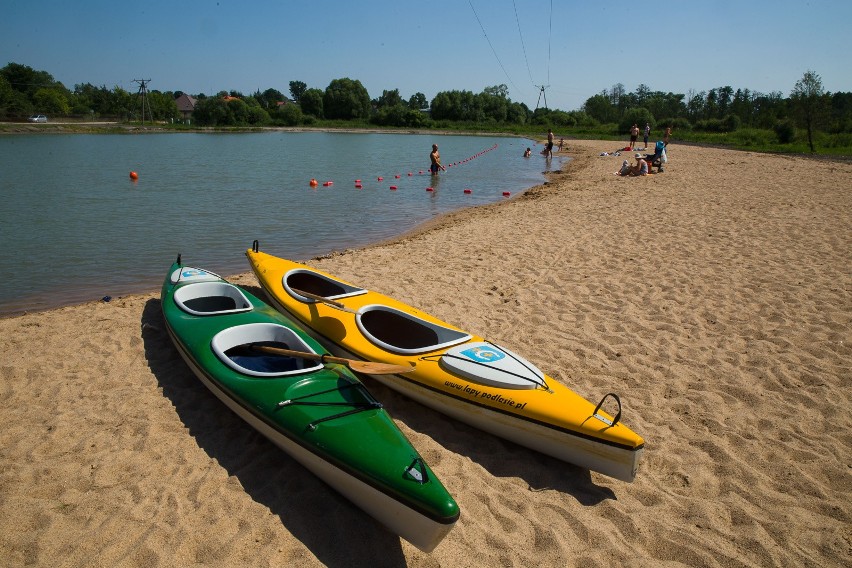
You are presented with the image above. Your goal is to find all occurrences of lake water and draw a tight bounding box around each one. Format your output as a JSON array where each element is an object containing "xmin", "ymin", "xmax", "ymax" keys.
[{"xmin": 0, "ymin": 131, "xmax": 564, "ymax": 315}]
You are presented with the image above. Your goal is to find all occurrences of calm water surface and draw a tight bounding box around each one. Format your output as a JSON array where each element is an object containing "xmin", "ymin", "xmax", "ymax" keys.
[{"xmin": 0, "ymin": 132, "xmax": 564, "ymax": 315}]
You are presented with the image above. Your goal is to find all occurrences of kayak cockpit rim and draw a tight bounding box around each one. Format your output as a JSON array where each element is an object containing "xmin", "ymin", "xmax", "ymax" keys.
[
  {"xmin": 356, "ymin": 304, "xmax": 472, "ymax": 355},
  {"xmin": 283, "ymin": 269, "xmax": 367, "ymax": 302},
  {"xmin": 173, "ymin": 281, "xmax": 253, "ymax": 316},
  {"xmin": 211, "ymin": 323, "xmax": 325, "ymax": 377}
]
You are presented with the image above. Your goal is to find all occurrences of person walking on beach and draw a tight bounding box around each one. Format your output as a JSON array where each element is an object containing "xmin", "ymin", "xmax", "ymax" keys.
[
  {"xmin": 630, "ymin": 124, "xmax": 640, "ymax": 149},
  {"xmin": 643, "ymin": 123, "xmax": 651, "ymax": 149},
  {"xmin": 664, "ymin": 125, "xmax": 672, "ymax": 147},
  {"xmin": 430, "ymin": 144, "xmax": 445, "ymax": 175}
]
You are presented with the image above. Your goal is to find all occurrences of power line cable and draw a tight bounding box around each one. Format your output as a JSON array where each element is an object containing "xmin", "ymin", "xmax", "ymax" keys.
[
  {"xmin": 512, "ymin": 0, "xmax": 535, "ymax": 87},
  {"xmin": 547, "ymin": 0, "xmax": 553, "ymax": 84},
  {"xmin": 468, "ymin": 0, "xmax": 524, "ymax": 96}
]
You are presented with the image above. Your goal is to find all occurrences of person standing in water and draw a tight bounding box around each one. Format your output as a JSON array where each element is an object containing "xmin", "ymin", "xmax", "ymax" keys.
[{"xmin": 430, "ymin": 144, "xmax": 445, "ymax": 175}]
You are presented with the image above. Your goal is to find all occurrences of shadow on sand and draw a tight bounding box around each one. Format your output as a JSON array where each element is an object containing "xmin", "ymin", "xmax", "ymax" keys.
[
  {"xmin": 241, "ymin": 281, "xmax": 619, "ymax": 507},
  {"xmin": 141, "ymin": 298, "xmax": 407, "ymax": 568}
]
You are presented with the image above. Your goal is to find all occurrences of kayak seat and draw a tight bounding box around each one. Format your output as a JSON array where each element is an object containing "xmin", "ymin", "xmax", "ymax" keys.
[
  {"xmin": 174, "ymin": 282, "xmax": 253, "ymax": 316},
  {"xmin": 356, "ymin": 305, "xmax": 471, "ymax": 355},
  {"xmin": 284, "ymin": 269, "xmax": 366, "ymax": 300},
  {"xmin": 211, "ymin": 323, "xmax": 324, "ymax": 377}
]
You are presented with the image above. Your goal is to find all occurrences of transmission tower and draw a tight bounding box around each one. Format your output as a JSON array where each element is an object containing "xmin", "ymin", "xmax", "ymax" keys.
[
  {"xmin": 133, "ymin": 79, "xmax": 154, "ymax": 124},
  {"xmin": 534, "ymin": 85, "xmax": 550, "ymax": 111}
]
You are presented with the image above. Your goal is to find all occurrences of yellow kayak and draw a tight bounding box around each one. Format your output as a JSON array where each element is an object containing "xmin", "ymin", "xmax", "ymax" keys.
[{"xmin": 247, "ymin": 242, "xmax": 645, "ymax": 482}]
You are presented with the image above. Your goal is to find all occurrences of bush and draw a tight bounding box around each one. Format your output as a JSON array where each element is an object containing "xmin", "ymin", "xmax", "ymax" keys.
[
  {"xmin": 274, "ymin": 103, "xmax": 302, "ymax": 126},
  {"xmin": 722, "ymin": 114, "xmax": 741, "ymax": 132},
  {"xmin": 774, "ymin": 119, "xmax": 796, "ymax": 144},
  {"xmin": 618, "ymin": 108, "xmax": 655, "ymax": 133},
  {"xmin": 660, "ymin": 117, "xmax": 692, "ymax": 132}
]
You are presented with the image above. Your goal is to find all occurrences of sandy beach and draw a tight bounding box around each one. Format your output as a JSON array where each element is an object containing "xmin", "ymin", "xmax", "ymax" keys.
[{"xmin": 1, "ymin": 140, "xmax": 849, "ymax": 567}]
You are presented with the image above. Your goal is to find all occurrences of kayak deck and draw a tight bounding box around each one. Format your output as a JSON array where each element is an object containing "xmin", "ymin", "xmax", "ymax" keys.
[{"xmin": 246, "ymin": 245, "xmax": 645, "ymax": 482}]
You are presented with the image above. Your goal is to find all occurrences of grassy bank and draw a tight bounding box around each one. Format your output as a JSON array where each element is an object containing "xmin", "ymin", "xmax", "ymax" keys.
[{"xmin": 3, "ymin": 119, "xmax": 850, "ymax": 158}]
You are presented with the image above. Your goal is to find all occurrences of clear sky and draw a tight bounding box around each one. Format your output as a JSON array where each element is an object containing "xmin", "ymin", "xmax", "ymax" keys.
[{"xmin": 2, "ymin": 0, "xmax": 848, "ymax": 111}]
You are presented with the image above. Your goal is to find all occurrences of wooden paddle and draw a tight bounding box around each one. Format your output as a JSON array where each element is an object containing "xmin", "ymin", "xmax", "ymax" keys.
[
  {"xmin": 250, "ymin": 344, "xmax": 414, "ymax": 375},
  {"xmin": 290, "ymin": 287, "xmax": 359, "ymax": 314}
]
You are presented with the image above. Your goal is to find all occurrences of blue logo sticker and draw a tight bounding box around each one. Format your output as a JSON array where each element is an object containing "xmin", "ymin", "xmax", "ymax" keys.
[
  {"xmin": 181, "ymin": 269, "xmax": 207, "ymax": 278},
  {"xmin": 460, "ymin": 346, "xmax": 505, "ymax": 363}
]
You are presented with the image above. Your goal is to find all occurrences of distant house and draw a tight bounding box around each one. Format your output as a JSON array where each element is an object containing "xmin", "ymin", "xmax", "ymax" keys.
[{"xmin": 175, "ymin": 94, "xmax": 197, "ymax": 121}]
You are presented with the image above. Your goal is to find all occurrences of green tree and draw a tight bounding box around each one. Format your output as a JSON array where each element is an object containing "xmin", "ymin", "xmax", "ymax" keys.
[
  {"xmin": 374, "ymin": 89, "xmax": 403, "ymax": 109},
  {"xmin": 790, "ymin": 70, "xmax": 830, "ymax": 153},
  {"xmin": 619, "ymin": 108, "xmax": 655, "ymax": 134},
  {"xmin": 0, "ymin": 74, "xmax": 16, "ymax": 117},
  {"xmin": 323, "ymin": 78, "xmax": 371, "ymax": 120},
  {"xmin": 192, "ymin": 97, "xmax": 229, "ymax": 125},
  {"xmin": 289, "ymin": 81, "xmax": 307, "ymax": 103},
  {"xmin": 254, "ymin": 88, "xmax": 285, "ymax": 109},
  {"xmin": 482, "ymin": 84, "xmax": 509, "ymax": 99},
  {"xmin": 300, "ymin": 88, "xmax": 324, "ymax": 118},
  {"xmin": 33, "ymin": 88, "xmax": 70, "ymax": 115},
  {"xmin": 408, "ymin": 92, "xmax": 427, "ymax": 110},
  {"xmin": 583, "ymin": 92, "xmax": 618, "ymax": 124},
  {"xmin": 273, "ymin": 102, "xmax": 303, "ymax": 126},
  {"xmin": 430, "ymin": 90, "xmax": 479, "ymax": 121}
]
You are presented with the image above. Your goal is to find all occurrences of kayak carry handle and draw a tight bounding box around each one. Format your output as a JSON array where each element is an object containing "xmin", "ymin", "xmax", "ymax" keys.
[{"xmin": 592, "ymin": 392, "xmax": 622, "ymax": 427}]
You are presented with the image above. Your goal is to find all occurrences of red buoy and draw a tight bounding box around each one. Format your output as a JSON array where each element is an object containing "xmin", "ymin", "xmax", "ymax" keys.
[
  {"xmin": 390, "ymin": 185, "xmax": 398, "ymax": 191},
  {"xmin": 129, "ymin": 171, "xmax": 138, "ymax": 180},
  {"xmin": 502, "ymin": 191, "xmax": 511, "ymax": 197},
  {"xmin": 426, "ymin": 187, "xmax": 434, "ymax": 192},
  {"xmin": 323, "ymin": 181, "xmax": 333, "ymax": 187},
  {"xmin": 377, "ymin": 176, "xmax": 384, "ymax": 181},
  {"xmin": 463, "ymin": 188, "xmax": 472, "ymax": 194}
]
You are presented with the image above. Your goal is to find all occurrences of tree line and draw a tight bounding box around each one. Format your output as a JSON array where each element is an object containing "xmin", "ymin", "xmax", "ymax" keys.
[{"xmin": 2, "ymin": 62, "xmax": 848, "ymax": 152}]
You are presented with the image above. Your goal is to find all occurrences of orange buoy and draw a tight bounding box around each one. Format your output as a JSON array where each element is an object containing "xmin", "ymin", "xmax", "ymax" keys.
[
  {"xmin": 129, "ymin": 171, "xmax": 138, "ymax": 180},
  {"xmin": 310, "ymin": 179, "xmax": 318, "ymax": 187}
]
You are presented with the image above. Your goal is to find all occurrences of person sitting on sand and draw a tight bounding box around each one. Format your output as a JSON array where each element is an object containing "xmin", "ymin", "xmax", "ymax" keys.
[{"xmin": 615, "ymin": 153, "xmax": 649, "ymax": 176}]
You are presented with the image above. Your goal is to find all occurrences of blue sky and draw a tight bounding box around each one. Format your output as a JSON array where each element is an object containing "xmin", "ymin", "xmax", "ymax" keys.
[{"xmin": 2, "ymin": 0, "xmax": 847, "ymax": 111}]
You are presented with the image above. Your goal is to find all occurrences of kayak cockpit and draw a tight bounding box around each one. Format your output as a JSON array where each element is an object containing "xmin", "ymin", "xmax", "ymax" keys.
[
  {"xmin": 284, "ymin": 269, "xmax": 366, "ymax": 301},
  {"xmin": 211, "ymin": 323, "xmax": 324, "ymax": 377},
  {"xmin": 173, "ymin": 281, "xmax": 253, "ymax": 316},
  {"xmin": 356, "ymin": 305, "xmax": 471, "ymax": 355}
]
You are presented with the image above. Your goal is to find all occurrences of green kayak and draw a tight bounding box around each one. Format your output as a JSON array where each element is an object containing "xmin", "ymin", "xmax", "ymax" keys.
[{"xmin": 160, "ymin": 257, "xmax": 459, "ymax": 552}]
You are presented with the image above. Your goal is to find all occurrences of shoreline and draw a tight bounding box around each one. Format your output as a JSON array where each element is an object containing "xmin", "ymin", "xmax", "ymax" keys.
[
  {"xmin": 0, "ymin": 138, "xmax": 564, "ymax": 320},
  {"xmin": 1, "ymin": 140, "xmax": 849, "ymax": 567}
]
